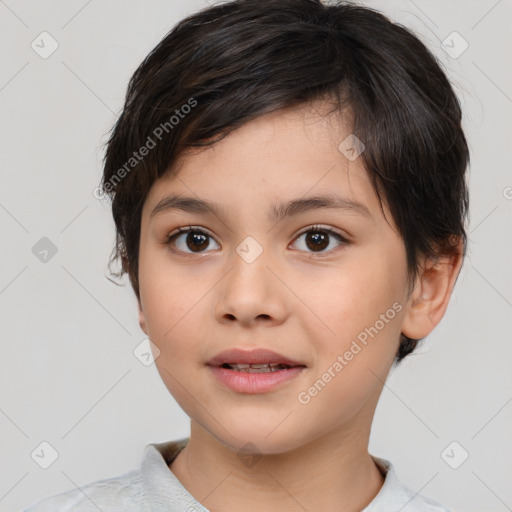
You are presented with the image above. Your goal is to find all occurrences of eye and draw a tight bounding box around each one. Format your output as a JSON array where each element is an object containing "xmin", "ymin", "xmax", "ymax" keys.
[
  {"xmin": 165, "ymin": 225, "xmax": 349, "ymax": 256},
  {"xmin": 291, "ymin": 225, "xmax": 349, "ymax": 254},
  {"xmin": 165, "ymin": 226, "xmax": 220, "ymax": 254}
]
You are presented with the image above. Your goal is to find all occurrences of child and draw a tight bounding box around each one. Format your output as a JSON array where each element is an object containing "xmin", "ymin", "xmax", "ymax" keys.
[{"xmin": 22, "ymin": 0, "xmax": 469, "ymax": 510}]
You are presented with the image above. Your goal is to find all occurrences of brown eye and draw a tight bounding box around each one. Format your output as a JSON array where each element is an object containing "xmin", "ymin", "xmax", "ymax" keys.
[
  {"xmin": 305, "ymin": 231, "xmax": 329, "ymax": 251},
  {"xmin": 184, "ymin": 231, "xmax": 209, "ymax": 252},
  {"xmin": 166, "ymin": 227, "xmax": 220, "ymax": 254},
  {"xmin": 292, "ymin": 226, "xmax": 348, "ymax": 254}
]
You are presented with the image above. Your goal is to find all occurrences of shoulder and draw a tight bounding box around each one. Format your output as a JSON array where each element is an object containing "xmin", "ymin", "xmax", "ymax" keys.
[
  {"xmin": 367, "ymin": 457, "xmax": 453, "ymax": 512},
  {"xmin": 393, "ymin": 487, "xmax": 453, "ymax": 512},
  {"xmin": 19, "ymin": 469, "xmax": 145, "ymax": 512},
  {"xmin": 19, "ymin": 438, "xmax": 191, "ymax": 512}
]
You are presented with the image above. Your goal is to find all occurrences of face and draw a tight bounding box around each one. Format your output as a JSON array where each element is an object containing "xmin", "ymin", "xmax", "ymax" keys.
[{"xmin": 137, "ymin": 102, "xmax": 411, "ymax": 454}]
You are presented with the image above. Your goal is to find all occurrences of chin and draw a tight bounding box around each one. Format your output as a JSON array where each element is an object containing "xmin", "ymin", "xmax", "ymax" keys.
[{"xmin": 205, "ymin": 417, "xmax": 312, "ymax": 456}]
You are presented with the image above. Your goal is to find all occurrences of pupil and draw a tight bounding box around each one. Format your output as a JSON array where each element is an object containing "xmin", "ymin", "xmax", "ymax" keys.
[
  {"xmin": 306, "ymin": 231, "xmax": 328, "ymax": 251},
  {"xmin": 187, "ymin": 232, "xmax": 209, "ymax": 252}
]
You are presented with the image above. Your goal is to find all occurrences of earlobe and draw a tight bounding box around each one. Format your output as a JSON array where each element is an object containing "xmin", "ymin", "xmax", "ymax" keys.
[
  {"xmin": 138, "ymin": 299, "xmax": 149, "ymax": 335},
  {"xmin": 401, "ymin": 245, "xmax": 464, "ymax": 340}
]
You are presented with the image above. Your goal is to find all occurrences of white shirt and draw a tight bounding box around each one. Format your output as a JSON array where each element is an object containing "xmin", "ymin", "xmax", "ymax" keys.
[{"xmin": 21, "ymin": 438, "xmax": 452, "ymax": 511}]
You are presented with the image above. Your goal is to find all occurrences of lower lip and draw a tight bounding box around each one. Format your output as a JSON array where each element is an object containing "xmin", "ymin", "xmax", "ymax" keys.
[{"xmin": 208, "ymin": 365, "xmax": 305, "ymax": 393}]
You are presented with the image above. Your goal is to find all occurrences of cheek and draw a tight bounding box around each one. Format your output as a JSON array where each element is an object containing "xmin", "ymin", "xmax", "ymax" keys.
[
  {"xmin": 293, "ymin": 258, "xmax": 404, "ymax": 428},
  {"xmin": 138, "ymin": 254, "xmax": 217, "ymax": 367},
  {"xmin": 138, "ymin": 252, "xmax": 190, "ymax": 342},
  {"xmin": 306, "ymin": 256, "xmax": 402, "ymax": 331},
  {"xmin": 295, "ymin": 249, "xmax": 405, "ymax": 376}
]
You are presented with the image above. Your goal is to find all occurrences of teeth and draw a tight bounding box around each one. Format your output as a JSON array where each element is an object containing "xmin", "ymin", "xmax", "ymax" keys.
[{"xmin": 225, "ymin": 363, "xmax": 291, "ymax": 372}]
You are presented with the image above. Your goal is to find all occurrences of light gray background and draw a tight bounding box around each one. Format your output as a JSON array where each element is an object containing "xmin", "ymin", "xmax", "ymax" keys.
[{"xmin": 1, "ymin": 1, "xmax": 511, "ymax": 511}]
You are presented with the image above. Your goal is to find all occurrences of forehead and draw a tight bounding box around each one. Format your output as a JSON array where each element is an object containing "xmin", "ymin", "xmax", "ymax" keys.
[{"xmin": 142, "ymin": 101, "xmax": 388, "ymax": 225}]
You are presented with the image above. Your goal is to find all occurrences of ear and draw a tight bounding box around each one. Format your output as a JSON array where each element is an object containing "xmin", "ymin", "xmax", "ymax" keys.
[
  {"xmin": 401, "ymin": 240, "xmax": 464, "ymax": 340},
  {"xmin": 138, "ymin": 298, "xmax": 149, "ymax": 336}
]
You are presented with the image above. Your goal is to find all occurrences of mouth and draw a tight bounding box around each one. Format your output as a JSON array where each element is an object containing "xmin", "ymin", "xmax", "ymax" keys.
[
  {"xmin": 207, "ymin": 347, "xmax": 306, "ymax": 371},
  {"xmin": 218, "ymin": 362, "xmax": 300, "ymax": 373},
  {"xmin": 207, "ymin": 348, "xmax": 306, "ymax": 393}
]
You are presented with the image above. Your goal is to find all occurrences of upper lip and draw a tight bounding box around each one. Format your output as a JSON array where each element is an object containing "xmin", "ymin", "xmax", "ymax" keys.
[{"xmin": 207, "ymin": 348, "xmax": 306, "ymax": 367}]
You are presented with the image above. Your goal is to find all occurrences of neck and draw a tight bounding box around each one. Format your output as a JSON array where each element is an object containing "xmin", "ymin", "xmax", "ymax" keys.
[{"xmin": 169, "ymin": 421, "xmax": 385, "ymax": 512}]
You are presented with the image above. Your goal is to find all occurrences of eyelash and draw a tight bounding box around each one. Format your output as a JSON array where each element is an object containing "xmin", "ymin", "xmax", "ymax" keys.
[{"xmin": 164, "ymin": 225, "xmax": 349, "ymax": 257}]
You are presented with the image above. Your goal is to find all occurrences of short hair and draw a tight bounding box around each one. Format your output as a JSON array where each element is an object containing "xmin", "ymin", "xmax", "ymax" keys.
[{"xmin": 100, "ymin": 0, "xmax": 470, "ymax": 365}]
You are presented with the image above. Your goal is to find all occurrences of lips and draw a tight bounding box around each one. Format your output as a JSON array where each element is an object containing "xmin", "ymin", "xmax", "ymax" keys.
[
  {"xmin": 207, "ymin": 348, "xmax": 307, "ymax": 393},
  {"xmin": 207, "ymin": 348, "xmax": 306, "ymax": 368}
]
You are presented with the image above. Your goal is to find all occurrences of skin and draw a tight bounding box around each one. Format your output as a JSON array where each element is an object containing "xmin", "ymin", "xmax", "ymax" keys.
[{"xmin": 135, "ymin": 100, "xmax": 463, "ymax": 512}]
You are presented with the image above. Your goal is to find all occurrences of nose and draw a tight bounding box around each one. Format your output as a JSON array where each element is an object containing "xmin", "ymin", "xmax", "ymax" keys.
[{"xmin": 214, "ymin": 242, "xmax": 288, "ymax": 328}]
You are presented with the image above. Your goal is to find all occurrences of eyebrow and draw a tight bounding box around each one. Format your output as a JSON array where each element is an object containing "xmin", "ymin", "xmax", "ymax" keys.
[{"xmin": 150, "ymin": 193, "xmax": 373, "ymax": 222}]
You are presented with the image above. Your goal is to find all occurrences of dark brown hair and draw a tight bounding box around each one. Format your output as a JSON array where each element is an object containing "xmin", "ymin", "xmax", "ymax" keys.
[{"xmin": 100, "ymin": 0, "xmax": 470, "ymax": 365}]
